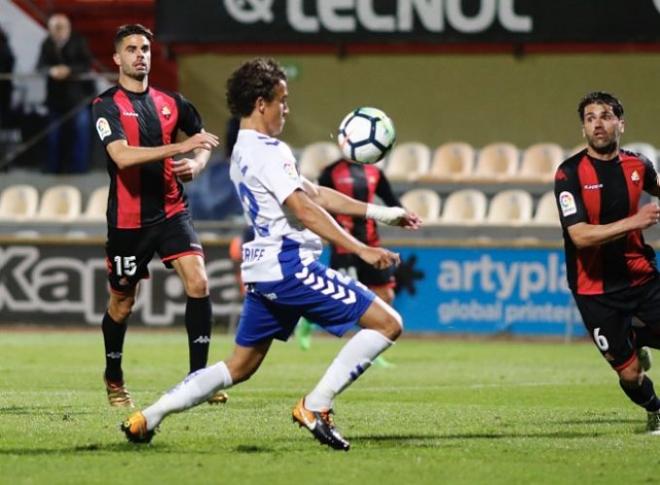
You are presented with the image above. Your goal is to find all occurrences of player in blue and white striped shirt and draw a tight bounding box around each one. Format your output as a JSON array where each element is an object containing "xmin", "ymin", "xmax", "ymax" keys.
[{"xmin": 121, "ymin": 57, "xmax": 421, "ymax": 451}]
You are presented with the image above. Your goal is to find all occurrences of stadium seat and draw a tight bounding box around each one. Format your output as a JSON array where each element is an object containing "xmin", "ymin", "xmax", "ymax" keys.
[
  {"xmin": 532, "ymin": 191, "xmax": 560, "ymax": 226},
  {"xmin": 81, "ymin": 186, "xmax": 109, "ymax": 221},
  {"xmin": 515, "ymin": 143, "xmax": 565, "ymax": 183},
  {"xmin": 623, "ymin": 142, "xmax": 658, "ymax": 168},
  {"xmin": 299, "ymin": 142, "xmax": 341, "ymax": 181},
  {"xmin": 486, "ymin": 189, "xmax": 534, "ymax": 226},
  {"xmin": 384, "ymin": 142, "xmax": 431, "ymax": 182},
  {"xmin": 469, "ymin": 142, "xmax": 519, "ymax": 182},
  {"xmin": 0, "ymin": 184, "xmax": 39, "ymax": 221},
  {"xmin": 35, "ymin": 185, "xmax": 82, "ymax": 222},
  {"xmin": 438, "ymin": 189, "xmax": 488, "ymax": 225},
  {"xmin": 421, "ymin": 142, "xmax": 475, "ymax": 182},
  {"xmin": 399, "ymin": 188, "xmax": 441, "ymax": 224}
]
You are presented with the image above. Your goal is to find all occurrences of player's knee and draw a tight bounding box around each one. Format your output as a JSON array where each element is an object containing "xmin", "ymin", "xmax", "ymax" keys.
[
  {"xmin": 382, "ymin": 310, "xmax": 403, "ymax": 341},
  {"xmin": 618, "ymin": 360, "xmax": 643, "ymax": 385},
  {"xmin": 185, "ymin": 273, "xmax": 209, "ymax": 297}
]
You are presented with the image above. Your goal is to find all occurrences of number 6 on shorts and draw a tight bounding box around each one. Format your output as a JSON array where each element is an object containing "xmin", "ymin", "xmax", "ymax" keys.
[{"xmin": 593, "ymin": 327, "xmax": 609, "ymax": 351}]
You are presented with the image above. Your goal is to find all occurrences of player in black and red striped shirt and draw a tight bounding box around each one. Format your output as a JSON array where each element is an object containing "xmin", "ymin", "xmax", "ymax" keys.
[
  {"xmin": 91, "ymin": 24, "xmax": 225, "ymax": 407},
  {"xmin": 555, "ymin": 91, "xmax": 660, "ymax": 434}
]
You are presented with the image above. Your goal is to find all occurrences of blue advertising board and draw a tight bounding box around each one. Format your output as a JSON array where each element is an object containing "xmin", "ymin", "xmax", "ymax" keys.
[{"xmin": 389, "ymin": 246, "xmax": 584, "ymax": 337}]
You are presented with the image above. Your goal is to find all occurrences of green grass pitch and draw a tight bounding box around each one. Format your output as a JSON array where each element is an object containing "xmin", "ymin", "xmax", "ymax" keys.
[{"xmin": 0, "ymin": 329, "xmax": 657, "ymax": 484}]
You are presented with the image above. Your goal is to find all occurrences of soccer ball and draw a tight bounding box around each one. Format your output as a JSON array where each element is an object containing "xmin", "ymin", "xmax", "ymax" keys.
[{"xmin": 337, "ymin": 107, "xmax": 396, "ymax": 164}]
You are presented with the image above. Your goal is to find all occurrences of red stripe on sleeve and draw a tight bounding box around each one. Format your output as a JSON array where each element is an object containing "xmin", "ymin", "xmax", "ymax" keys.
[
  {"xmin": 148, "ymin": 88, "xmax": 186, "ymax": 218},
  {"xmin": 576, "ymin": 156, "xmax": 603, "ymax": 294},
  {"xmin": 113, "ymin": 90, "xmax": 141, "ymax": 228}
]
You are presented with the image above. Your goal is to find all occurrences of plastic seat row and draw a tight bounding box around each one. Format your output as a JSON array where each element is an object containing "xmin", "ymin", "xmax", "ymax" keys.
[
  {"xmin": 399, "ymin": 188, "xmax": 560, "ymax": 227},
  {"xmin": 0, "ymin": 184, "xmax": 108, "ymax": 222},
  {"xmin": 299, "ymin": 141, "xmax": 659, "ymax": 183}
]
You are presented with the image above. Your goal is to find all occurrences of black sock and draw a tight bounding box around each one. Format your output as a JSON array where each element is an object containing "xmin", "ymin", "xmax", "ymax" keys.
[
  {"xmin": 185, "ymin": 295, "xmax": 213, "ymax": 373},
  {"xmin": 619, "ymin": 375, "xmax": 660, "ymax": 412},
  {"xmin": 102, "ymin": 311, "xmax": 126, "ymax": 382}
]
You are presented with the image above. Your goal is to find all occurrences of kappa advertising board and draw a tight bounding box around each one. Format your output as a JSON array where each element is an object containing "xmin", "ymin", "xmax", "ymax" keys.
[
  {"xmin": 0, "ymin": 243, "xmax": 242, "ymax": 326},
  {"xmin": 156, "ymin": 0, "xmax": 660, "ymax": 44},
  {"xmin": 391, "ymin": 246, "xmax": 585, "ymax": 336}
]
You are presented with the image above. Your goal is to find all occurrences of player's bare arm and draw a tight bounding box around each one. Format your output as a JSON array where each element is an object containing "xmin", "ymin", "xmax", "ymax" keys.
[
  {"xmin": 285, "ymin": 189, "xmax": 400, "ymax": 269},
  {"xmin": 301, "ymin": 178, "xmax": 422, "ymax": 229},
  {"xmin": 568, "ymin": 202, "xmax": 660, "ymax": 248},
  {"xmin": 106, "ymin": 131, "xmax": 219, "ymax": 170},
  {"xmin": 171, "ymin": 131, "xmax": 215, "ymax": 182}
]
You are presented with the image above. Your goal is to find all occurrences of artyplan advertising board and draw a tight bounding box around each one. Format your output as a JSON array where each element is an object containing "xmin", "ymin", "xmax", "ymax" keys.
[{"xmin": 391, "ymin": 246, "xmax": 584, "ymax": 337}]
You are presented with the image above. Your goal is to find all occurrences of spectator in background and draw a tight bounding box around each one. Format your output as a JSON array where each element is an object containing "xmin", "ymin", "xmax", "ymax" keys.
[
  {"xmin": 37, "ymin": 13, "xmax": 95, "ymax": 173},
  {"xmin": 0, "ymin": 26, "xmax": 15, "ymax": 128}
]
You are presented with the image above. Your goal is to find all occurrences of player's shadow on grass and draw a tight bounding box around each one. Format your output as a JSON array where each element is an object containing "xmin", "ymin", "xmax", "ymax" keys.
[
  {"xmin": 0, "ymin": 406, "xmax": 94, "ymax": 416},
  {"xmin": 354, "ymin": 430, "xmax": 607, "ymax": 445},
  {"xmin": 553, "ymin": 418, "xmax": 638, "ymax": 425},
  {"xmin": 0, "ymin": 443, "xmax": 275, "ymax": 456}
]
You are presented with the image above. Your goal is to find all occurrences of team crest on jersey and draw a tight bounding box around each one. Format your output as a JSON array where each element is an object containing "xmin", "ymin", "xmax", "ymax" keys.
[
  {"xmin": 283, "ymin": 161, "xmax": 297, "ymax": 180},
  {"xmin": 559, "ymin": 191, "xmax": 577, "ymax": 216},
  {"xmin": 631, "ymin": 170, "xmax": 640, "ymax": 184},
  {"xmin": 96, "ymin": 117, "xmax": 111, "ymax": 140},
  {"xmin": 161, "ymin": 105, "xmax": 172, "ymax": 120}
]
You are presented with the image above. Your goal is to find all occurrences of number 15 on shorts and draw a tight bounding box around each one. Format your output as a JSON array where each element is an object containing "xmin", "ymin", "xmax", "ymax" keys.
[{"xmin": 113, "ymin": 255, "xmax": 137, "ymax": 276}]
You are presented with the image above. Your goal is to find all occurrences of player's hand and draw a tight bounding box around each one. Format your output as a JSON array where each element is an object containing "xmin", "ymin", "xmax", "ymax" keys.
[
  {"xmin": 635, "ymin": 202, "xmax": 660, "ymax": 229},
  {"xmin": 397, "ymin": 210, "xmax": 423, "ymax": 230},
  {"xmin": 179, "ymin": 131, "xmax": 220, "ymax": 154},
  {"xmin": 357, "ymin": 246, "xmax": 400, "ymax": 270},
  {"xmin": 171, "ymin": 158, "xmax": 201, "ymax": 182}
]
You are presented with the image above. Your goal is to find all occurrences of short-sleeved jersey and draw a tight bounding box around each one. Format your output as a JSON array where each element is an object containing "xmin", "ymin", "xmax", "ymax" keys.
[
  {"xmin": 555, "ymin": 149, "xmax": 659, "ymax": 295},
  {"xmin": 318, "ymin": 159, "xmax": 401, "ymax": 254},
  {"xmin": 229, "ymin": 129, "xmax": 323, "ymax": 283},
  {"xmin": 91, "ymin": 85, "xmax": 203, "ymax": 229}
]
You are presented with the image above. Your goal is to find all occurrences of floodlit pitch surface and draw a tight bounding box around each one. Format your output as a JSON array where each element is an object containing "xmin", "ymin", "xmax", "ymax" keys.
[{"xmin": 0, "ymin": 330, "xmax": 654, "ymax": 484}]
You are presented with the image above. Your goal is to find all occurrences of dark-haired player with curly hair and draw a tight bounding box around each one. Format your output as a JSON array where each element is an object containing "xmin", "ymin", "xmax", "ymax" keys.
[
  {"xmin": 92, "ymin": 24, "xmax": 227, "ymax": 408},
  {"xmin": 555, "ymin": 91, "xmax": 660, "ymax": 434},
  {"xmin": 120, "ymin": 57, "xmax": 421, "ymax": 450}
]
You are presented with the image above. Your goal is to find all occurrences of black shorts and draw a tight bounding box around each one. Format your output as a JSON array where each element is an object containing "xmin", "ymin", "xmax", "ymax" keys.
[
  {"xmin": 329, "ymin": 251, "xmax": 395, "ymax": 288},
  {"xmin": 105, "ymin": 212, "xmax": 203, "ymax": 294},
  {"xmin": 573, "ymin": 276, "xmax": 660, "ymax": 370}
]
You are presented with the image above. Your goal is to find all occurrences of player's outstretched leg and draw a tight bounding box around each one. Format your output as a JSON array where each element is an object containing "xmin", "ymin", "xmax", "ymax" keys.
[
  {"xmin": 121, "ymin": 361, "xmax": 233, "ymax": 444},
  {"xmin": 293, "ymin": 300, "xmax": 402, "ymax": 450}
]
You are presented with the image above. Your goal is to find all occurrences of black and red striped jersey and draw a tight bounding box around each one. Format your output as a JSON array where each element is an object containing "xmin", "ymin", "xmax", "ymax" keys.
[
  {"xmin": 318, "ymin": 159, "xmax": 401, "ymax": 254},
  {"xmin": 92, "ymin": 85, "xmax": 203, "ymax": 229},
  {"xmin": 555, "ymin": 149, "xmax": 659, "ymax": 295}
]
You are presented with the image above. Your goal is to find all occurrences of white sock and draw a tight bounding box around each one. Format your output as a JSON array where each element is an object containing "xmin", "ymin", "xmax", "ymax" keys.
[
  {"xmin": 142, "ymin": 361, "xmax": 233, "ymax": 430},
  {"xmin": 304, "ymin": 329, "xmax": 393, "ymax": 411}
]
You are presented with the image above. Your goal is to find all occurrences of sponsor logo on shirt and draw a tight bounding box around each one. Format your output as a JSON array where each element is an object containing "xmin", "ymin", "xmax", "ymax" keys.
[
  {"xmin": 161, "ymin": 105, "xmax": 172, "ymax": 120},
  {"xmin": 583, "ymin": 183, "xmax": 603, "ymax": 190},
  {"xmin": 96, "ymin": 117, "xmax": 111, "ymax": 140},
  {"xmin": 559, "ymin": 191, "xmax": 577, "ymax": 216},
  {"xmin": 122, "ymin": 112, "xmax": 138, "ymax": 117},
  {"xmin": 631, "ymin": 170, "xmax": 640, "ymax": 184}
]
